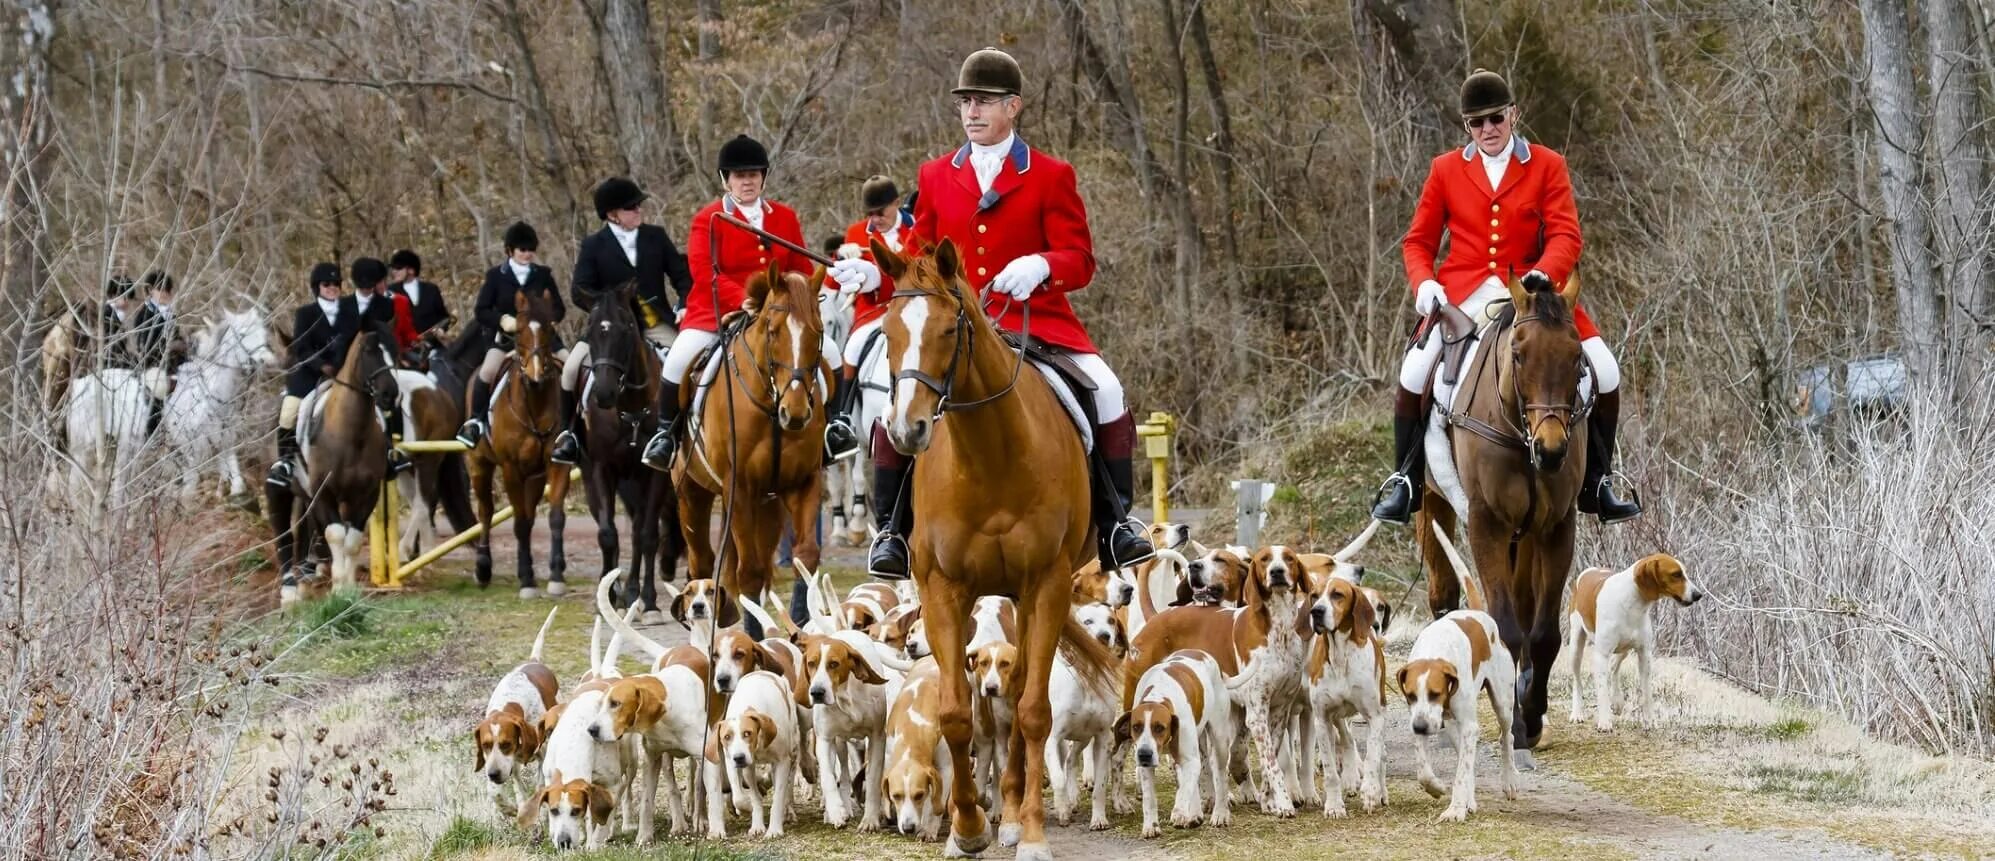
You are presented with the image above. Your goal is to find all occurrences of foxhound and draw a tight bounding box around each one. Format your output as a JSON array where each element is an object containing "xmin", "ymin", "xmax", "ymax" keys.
[
  {"xmin": 526, "ymin": 687, "xmax": 639, "ymax": 850},
  {"xmin": 883, "ymin": 657, "xmax": 951, "ymax": 840},
  {"xmin": 703, "ymin": 670, "xmax": 802, "ymax": 838},
  {"xmin": 1398, "ymin": 521, "xmax": 1520, "ymax": 822},
  {"xmin": 581, "ymin": 645, "xmax": 710, "ymax": 841},
  {"xmin": 796, "ymin": 629, "xmax": 901, "ymax": 830},
  {"xmin": 1567, "ymin": 553, "xmax": 1703, "ymax": 731},
  {"xmin": 473, "ymin": 607, "xmax": 560, "ymax": 818},
  {"xmin": 1116, "ymin": 649, "xmax": 1235, "ymax": 837},
  {"xmin": 1303, "ymin": 576, "xmax": 1388, "ymax": 816},
  {"xmin": 1046, "ymin": 612, "xmax": 1122, "ymax": 829}
]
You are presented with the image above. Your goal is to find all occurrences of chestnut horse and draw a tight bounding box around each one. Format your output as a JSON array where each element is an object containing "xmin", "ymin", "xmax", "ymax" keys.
[
  {"xmin": 673, "ymin": 262, "xmax": 827, "ymax": 627},
  {"xmin": 579, "ymin": 283, "xmax": 679, "ymax": 619},
  {"xmin": 874, "ymin": 238, "xmax": 1117, "ymax": 861},
  {"xmin": 467, "ymin": 289, "xmax": 570, "ymax": 597},
  {"xmin": 1417, "ymin": 275, "xmax": 1588, "ymax": 760},
  {"xmin": 269, "ymin": 324, "xmax": 398, "ymax": 606}
]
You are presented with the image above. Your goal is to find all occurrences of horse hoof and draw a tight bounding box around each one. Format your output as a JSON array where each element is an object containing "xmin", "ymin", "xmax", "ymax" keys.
[
  {"xmin": 1512, "ymin": 749, "xmax": 1539, "ymax": 772},
  {"xmin": 997, "ymin": 822, "xmax": 1022, "ymax": 847},
  {"xmin": 640, "ymin": 610, "xmax": 665, "ymax": 626},
  {"xmin": 280, "ymin": 585, "xmax": 299, "ymax": 607},
  {"xmin": 944, "ymin": 831, "xmax": 988, "ymax": 858},
  {"xmin": 545, "ymin": 581, "xmax": 566, "ymax": 597},
  {"xmin": 519, "ymin": 587, "xmax": 539, "ymax": 600}
]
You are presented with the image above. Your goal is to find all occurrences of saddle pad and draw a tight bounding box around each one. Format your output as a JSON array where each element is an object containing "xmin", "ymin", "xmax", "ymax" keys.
[{"xmin": 1026, "ymin": 357, "xmax": 1092, "ymax": 455}]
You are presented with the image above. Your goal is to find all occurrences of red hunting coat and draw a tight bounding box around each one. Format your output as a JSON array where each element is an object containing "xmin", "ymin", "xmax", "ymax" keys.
[
  {"xmin": 684, "ymin": 197, "xmax": 811, "ymax": 333},
  {"xmin": 841, "ymin": 212, "xmax": 914, "ymax": 329},
  {"xmin": 901, "ymin": 136, "xmax": 1099, "ymax": 354},
  {"xmin": 1402, "ymin": 138, "xmax": 1596, "ymax": 340}
]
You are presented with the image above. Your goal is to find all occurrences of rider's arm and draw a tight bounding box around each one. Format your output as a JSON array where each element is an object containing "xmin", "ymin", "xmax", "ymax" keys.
[
  {"xmin": 687, "ymin": 211, "xmax": 747, "ymax": 302},
  {"xmin": 1038, "ymin": 160, "xmax": 1096, "ymax": 294},
  {"xmin": 661, "ymin": 231, "xmax": 694, "ymax": 310},
  {"xmin": 1530, "ymin": 150, "xmax": 1584, "ymax": 285},
  {"xmin": 1402, "ymin": 158, "xmax": 1447, "ymax": 291},
  {"xmin": 473, "ymin": 268, "xmax": 505, "ymax": 332},
  {"xmin": 571, "ymin": 236, "xmax": 600, "ymax": 312}
]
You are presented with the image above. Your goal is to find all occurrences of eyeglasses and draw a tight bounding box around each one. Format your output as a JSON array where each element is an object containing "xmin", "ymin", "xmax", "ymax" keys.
[
  {"xmin": 954, "ymin": 94, "xmax": 1011, "ymax": 109},
  {"xmin": 1464, "ymin": 112, "xmax": 1509, "ymax": 130}
]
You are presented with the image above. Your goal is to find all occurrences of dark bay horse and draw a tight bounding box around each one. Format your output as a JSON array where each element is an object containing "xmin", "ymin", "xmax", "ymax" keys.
[
  {"xmin": 1417, "ymin": 275, "xmax": 1589, "ymax": 759},
  {"xmin": 673, "ymin": 262, "xmax": 828, "ymax": 625},
  {"xmin": 580, "ymin": 283, "xmax": 680, "ymax": 620},
  {"xmin": 873, "ymin": 238, "xmax": 1118, "ymax": 861},
  {"xmin": 270, "ymin": 324, "xmax": 398, "ymax": 607},
  {"xmin": 467, "ymin": 289, "xmax": 570, "ymax": 598}
]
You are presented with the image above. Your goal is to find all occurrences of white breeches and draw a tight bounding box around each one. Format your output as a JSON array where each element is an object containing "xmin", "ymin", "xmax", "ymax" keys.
[
  {"xmin": 662, "ymin": 329, "xmax": 720, "ymax": 386},
  {"xmin": 479, "ymin": 348, "xmax": 506, "ymax": 384},
  {"xmin": 278, "ymin": 395, "xmax": 301, "ymax": 430},
  {"xmin": 562, "ymin": 322, "xmax": 676, "ymax": 391},
  {"xmin": 1397, "ymin": 280, "xmax": 1620, "ymax": 395},
  {"xmin": 842, "ymin": 318, "xmax": 884, "ymax": 369},
  {"xmin": 1065, "ymin": 351, "xmax": 1127, "ymax": 423}
]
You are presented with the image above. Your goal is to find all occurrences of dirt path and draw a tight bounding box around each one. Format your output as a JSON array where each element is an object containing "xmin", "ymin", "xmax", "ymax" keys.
[{"xmin": 244, "ymin": 508, "xmax": 1993, "ymax": 860}]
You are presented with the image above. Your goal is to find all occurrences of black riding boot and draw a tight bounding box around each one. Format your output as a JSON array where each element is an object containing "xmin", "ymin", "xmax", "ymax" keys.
[
  {"xmin": 384, "ymin": 408, "xmax": 413, "ymax": 476},
  {"xmin": 549, "ymin": 388, "xmax": 582, "ymax": 465},
  {"xmin": 641, "ymin": 381, "xmax": 682, "ymax": 471},
  {"xmin": 1578, "ymin": 389, "xmax": 1642, "ymax": 524},
  {"xmin": 867, "ymin": 425, "xmax": 912, "ymax": 580},
  {"xmin": 1370, "ymin": 387, "xmax": 1428, "ymax": 524},
  {"xmin": 268, "ymin": 428, "xmax": 300, "ymax": 488},
  {"xmin": 455, "ymin": 378, "xmax": 493, "ymax": 447},
  {"xmin": 1094, "ymin": 414, "xmax": 1155, "ymax": 570},
  {"xmin": 824, "ymin": 374, "xmax": 861, "ymax": 463}
]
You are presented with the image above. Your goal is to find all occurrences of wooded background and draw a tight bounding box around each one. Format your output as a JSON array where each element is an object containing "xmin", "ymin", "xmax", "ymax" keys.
[{"xmin": 4, "ymin": 0, "xmax": 1993, "ymax": 754}]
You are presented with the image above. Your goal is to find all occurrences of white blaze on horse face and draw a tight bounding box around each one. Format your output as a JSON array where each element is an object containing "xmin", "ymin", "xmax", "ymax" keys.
[
  {"xmin": 787, "ymin": 314, "xmax": 806, "ymax": 394},
  {"xmin": 889, "ymin": 297, "xmax": 930, "ymax": 438}
]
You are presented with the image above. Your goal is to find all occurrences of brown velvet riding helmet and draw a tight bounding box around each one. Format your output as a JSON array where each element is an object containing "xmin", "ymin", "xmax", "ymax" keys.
[
  {"xmin": 861, "ymin": 175, "xmax": 900, "ymax": 211},
  {"xmin": 953, "ymin": 48, "xmax": 1023, "ymax": 97},
  {"xmin": 1461, "ymin": 68, "xmax": 1514, "ymax": 119}
]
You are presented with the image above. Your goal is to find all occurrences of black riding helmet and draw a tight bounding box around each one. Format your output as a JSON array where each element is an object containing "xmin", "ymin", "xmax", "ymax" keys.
[
  {"xmin": 350, "ymin": 257, "xmax": 389, "ymax": 292},
  {"xmin": 106, "ymin": 276, "xmax": 136, "ymax": 299},
  {"xmin": 308, "ymin": 262, "xmax": 341, "ymax": 294},
  {"xmin": 504, "ymin": 221, "xmax": 540, "ymax": 253},
  {"xmin": 717, "ymin": 134, "xmax": 770, "ymax": 183}
]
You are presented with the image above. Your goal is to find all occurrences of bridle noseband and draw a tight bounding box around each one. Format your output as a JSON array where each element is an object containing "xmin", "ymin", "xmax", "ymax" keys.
[
  {"xmin": 728, "ymin": 299, "xmax": 825, "ymax": 421},
  {"xmin": 887, "ymin": 286, "xmax": 1028, "ymax": 423},
  {"xmin": 1507, "ymin": 312, "xmax": 1591, "ymax": 470}
]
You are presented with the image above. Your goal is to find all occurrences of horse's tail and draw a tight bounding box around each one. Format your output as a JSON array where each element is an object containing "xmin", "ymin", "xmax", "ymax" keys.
[
  {"xmin": 527, "ymin": 606, "xmax": 558, "ymax": 662},
  {"xmin": 1059, "ymin": 615, "xmax": 1120, "ymax": 695},
  {"xmin": 596, "ymin": 568, "xmax": 669, "ymax": 664},
  {"xmin": 1428, "ymin": 517, "xmax": 1487, "ymax": 612},
  {"xmin": 435, "ymin": 452, "xmax": 475, "ymax": 533}
]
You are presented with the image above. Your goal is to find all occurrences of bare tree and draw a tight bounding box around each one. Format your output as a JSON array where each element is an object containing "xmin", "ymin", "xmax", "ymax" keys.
[
  {"xmin": 1860, "ymin": 0, "xmax": 1942, "ymax": 387},
  {"xmin": 1921, "ymin": 0, "xmax": 1993, "ymax": 375},
  {"xmin": 1352, "ymin": 0, "xmax": 1466, "ymax": 151},
  {"xmin": 1157, "ymin": 0, "xmax": 1202, "ymax": 304},
  {"xmin": 1187, "ymin": 0, "xmax": 1240, "ymax": 282},
  {"xmin": 1, "ymin": 0, "xmax": 56, "ymax": 368},
  {"xmin": 598, "ymin": 0, "xmax": 679, "ymax": 183}
]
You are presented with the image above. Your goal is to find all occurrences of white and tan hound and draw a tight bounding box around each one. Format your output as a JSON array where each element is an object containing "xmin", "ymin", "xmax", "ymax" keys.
[
  {"xmin": 1116, "ymin": 649, "xmax": 1235, "ymax": 837},
  {"xmin": 1567, "ymin": 553, "xmax": 1703, "ymax": 731},
  {"xmin": 473, "ymin": 607, "xmax": 560, "ymax": 818},
  {"xmin": 703, "ymin": 670, "xmax": 801, "ymax": 838}
]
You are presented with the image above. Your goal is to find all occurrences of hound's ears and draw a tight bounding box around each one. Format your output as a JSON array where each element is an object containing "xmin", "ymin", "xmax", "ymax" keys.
[{"xmin": 870, "ymin": 238, "xmax": 908, "ymax": 279}]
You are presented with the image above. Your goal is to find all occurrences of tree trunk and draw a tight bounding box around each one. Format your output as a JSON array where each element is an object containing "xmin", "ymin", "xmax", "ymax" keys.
[
  {"xmin": 600, "ymin": 0, "xmax": 676, "ymax": 183},
  {"xmin": 696, "ymin": 0, "xmax": 722, "ymax": 172},
  {"xmin": 1921, "ymin": 0, "xmax": 1993, "ymax": 378},
  {"xmin": 1157, "ymin": 0, "xmax": 1201, "ymax": 305},
  {"xmin": 1055, "ymin": 0, "xmax": 1165, "ymax": 199},
  {"xmin": 500, "ymin": 0, "xmax": 581, "ymax": 228},
  {"xmin": 1353, "ymin": 0, "xmax": 1467, "ymax": 151},
  {"xmin": 1860, "ymin": 0, "xmax": 1943, "ymax": 388},
  {"xmin": 1187, "ymin": 0, "xmax": 1240, "ymax": 285},
  {"xmin": 1, "ymin": 0, "xmax": 57, "ymax": 371}
]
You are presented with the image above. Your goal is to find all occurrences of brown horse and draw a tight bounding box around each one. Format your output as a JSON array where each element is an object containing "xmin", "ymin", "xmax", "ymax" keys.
[
  {"xmin": 873, "ymin": 238, "xmax": 1117, "ymax": 860},
  {"xmin": 579, "ymin": 283, "xmax": 679, "ymax": 618},
  {"xmin": 1417, "ymin": 275, "xmax": 1588, "ymax": 758},
  {"xmin": 674, "ymin": 262, "xmax": 827, "ymax": 628},
  {"xmin": 468, "ymin": 289, "xmax": 570, "ymax": 598},
  {"xmin": 270, "ymin": 324, "xmax": 398, "ymax": 606}
]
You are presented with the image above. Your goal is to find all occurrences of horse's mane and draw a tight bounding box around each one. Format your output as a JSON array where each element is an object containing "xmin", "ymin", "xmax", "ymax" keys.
[{"xmin": 1517, "ymin": 281, "xmax": 1573, "ymax": 328}]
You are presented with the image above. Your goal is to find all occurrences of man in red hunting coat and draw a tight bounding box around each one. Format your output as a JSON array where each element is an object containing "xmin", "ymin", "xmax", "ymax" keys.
[
  {"xmin": 1370, "ymin": 68, "xmax": 1640, "ymax": 526},
  {"xmin": 828, "ymin": 48, "xmax": 1156, "ymax": 579}
]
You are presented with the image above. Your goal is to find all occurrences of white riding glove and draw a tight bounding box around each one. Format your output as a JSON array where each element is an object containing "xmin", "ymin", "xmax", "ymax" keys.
[
  {"xmin": 991, "ymin": 254, "xmax": 1051, "ymax": 301},
  {"xmin": 500, "ymin": 314, "xmax": 517, "ymax": 333},
  {"xmin": 1414, "ymin": 279, "xmax": 1448, "ymax": 315},
  {"xmin": 829, "ymin": 258, "xmax": 882, "ymax": 296}
]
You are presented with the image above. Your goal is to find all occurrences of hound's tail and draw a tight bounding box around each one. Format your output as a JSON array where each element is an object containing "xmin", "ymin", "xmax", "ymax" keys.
[
  {"xmin": 527, "ymin": 606, "xmax": 558, "ymax": 662},
  {"xmin": 1429, "ymin": 519, "xmax": 1487, "ymax": 612}
]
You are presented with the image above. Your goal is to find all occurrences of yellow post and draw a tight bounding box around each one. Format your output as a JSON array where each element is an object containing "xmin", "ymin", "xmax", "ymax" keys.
[
  {"xmin": 392, "ymin": 466, "xmax": 580, "ymax": 581},
  {"xmin": 1133, "ymin": 411, "xmax": 1175, "ymax": 523},
  {"xmin": 380, "ymin": 471, "xmax": 404, "ymax": 589},
  {"xmin": 368, "ymin": 479, "xmax": 389, "ymax": 587}
]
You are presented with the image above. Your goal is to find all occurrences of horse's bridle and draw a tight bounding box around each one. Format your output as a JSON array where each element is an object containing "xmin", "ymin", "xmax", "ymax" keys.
[
  {"xmin": 726, "ymin": 299, "xmax": 825, "ymax": 421},
  {"xmin": 1507, "ymin": 312, "xmax": 1592, "ymax": 470},
  {"xmin": 886, "ymin": 287, "xmax": 1028, "ymax": 423}
]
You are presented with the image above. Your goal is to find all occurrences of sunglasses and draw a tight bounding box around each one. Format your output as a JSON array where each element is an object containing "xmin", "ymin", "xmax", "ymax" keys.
[{"xmin": 1464, "ymin": 112, "xmax": 1509, "ymax": 130}]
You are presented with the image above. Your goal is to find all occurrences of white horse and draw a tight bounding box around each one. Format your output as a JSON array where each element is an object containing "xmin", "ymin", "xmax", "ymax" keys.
[
  {"xmin": 64, "ymin": 369, "xmax": 154, "ymax": 505},
  {"xmin": 165, "ymin": 309, "xmax": 280, "ymax": 499},
  {"xmin": 822, "ymin": 295, "xmax": 893, "ymax": 547}
]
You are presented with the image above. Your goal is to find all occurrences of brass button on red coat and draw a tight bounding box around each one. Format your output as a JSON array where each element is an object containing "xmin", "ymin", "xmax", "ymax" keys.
[
  {"xmin": 977, "ymin": 224, "xmax": 988, "ymax": 234},
  {"xmin": 1488, "ymin": 261, "xmax": 1498, "ymax": 270},
  {"xmin": 1491, "ymin": 204, "xmax": 1500, "ymax": 213},
  {"xmin": 977, "ymin": 267, "xmax": 988, "ymax": 277}
]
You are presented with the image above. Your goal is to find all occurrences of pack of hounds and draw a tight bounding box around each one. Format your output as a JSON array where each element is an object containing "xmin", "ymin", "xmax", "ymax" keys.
[{"xmin": 474, "ymin": 520, "xmax": 1703, "ymax": 850}]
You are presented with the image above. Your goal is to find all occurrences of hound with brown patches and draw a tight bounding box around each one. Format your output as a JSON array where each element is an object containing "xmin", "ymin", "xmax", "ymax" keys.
[
  {"xmin": 796, "ymin": 630, "xmax": 901, "ymax": 830},
  {"xmin": 529, "ymin": 687, "xmax": 639, "ymax": 850},
  {"xmin": 1567, "ymin": 553, "xmax": 1703, "ymax": 731},
  {"xmin": 883, "ymin": 657, "xmax": 951, "ymax": 840},
  {"xmin": 840, "ymin": 581, "xmax": 901, "ymax": 632},
  {"xmin": 581, "ymin": 646, "xmax": 710, "ymax": 841},
  {"xmin": 870, "ymin": 602, "xmax": 923, "ymax": 654},
  {"xmin": 668, "ymin": 577, "xmax": 739, "ymax": 652},
  {"xmin": 518, "ymin": 769, "xmax": 614, "ymax": 852},
  {"xmin": 473, "ymin": 608, "xmax": 561, "ymax": 818},
  {"xmin": 970, "ymin": 639, "xmax": 1020, "ymax": 812},
  {"xmin": 1045, "ymin": 612, "xmax": 1123, "ymax": 830},
  {"xmin": 1115, "ymin": 649, "xmax": 1234, "ymax": 837},
  {"xmin": 1181, "ymin": 547, "xmax": 1252, "ymax": 607},
  {"xmin": 1302, "ymin": 578, "xmax": 1388, "ymax": 816},
  {"xmin": 1398, "ymin": 521, "xmax": 1519, "ymax": 821},
  {"xmin": 703, "ymin": 670, "xmax": 802, "ymax": 838}
]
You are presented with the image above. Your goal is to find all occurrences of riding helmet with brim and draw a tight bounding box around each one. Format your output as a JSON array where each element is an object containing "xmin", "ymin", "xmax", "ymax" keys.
[
  {"xmin": 718, "ymin": 135, "xmax": 770, "ymax": 179},
  {"xmin": 861, "ymin": 175, "xmax": 900, "ymax": 211},
  {"xmin": 593, "ymin": 177, "xmax": 646, "ymax": 221},
  {"xmin": 308, "ymin": 262, "xmax": 341, "ymax": 292},
  {"xmin": 504, "ymin": 221, "xmax": 539, "ymax": 253},
  {"xmin": 953, "ymin": 48, "xmax": 1023, "ymax": 97},
  {"xmin": 1461, "ymin": 68, "xmax": 1513, "ymax": 119},
  {"xmin": 350, "ymin": 257, "xmax": 388, "ymax": 291}
]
